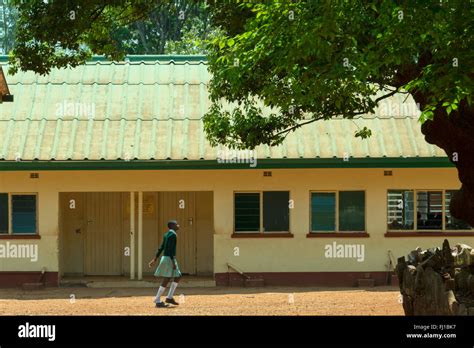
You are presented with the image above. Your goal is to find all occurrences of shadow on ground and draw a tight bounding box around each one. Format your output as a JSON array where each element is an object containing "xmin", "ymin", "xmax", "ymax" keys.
[{"xmin": 0, "ymin": 285, "xmax": 400, "ymax": 301}]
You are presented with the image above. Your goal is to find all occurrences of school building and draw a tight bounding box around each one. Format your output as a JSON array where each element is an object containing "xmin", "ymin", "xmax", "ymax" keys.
[{"xmin": 0, "ymin": 55, "xmax": 472, "ymax": 288}]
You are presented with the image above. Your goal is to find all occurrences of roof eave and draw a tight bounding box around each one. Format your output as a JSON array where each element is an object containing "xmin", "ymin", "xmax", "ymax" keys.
[{"xmin": 0, "ymin": 157, "xmax": 453, "ymax": 171}]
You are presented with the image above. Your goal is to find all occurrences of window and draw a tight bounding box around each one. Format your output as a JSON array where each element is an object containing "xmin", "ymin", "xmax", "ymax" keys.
[
  {"xmin": 339, "ymin": 191, "xmax": 365, "ymax": 231},
  {"xmin": 417, "ymin": 191, "xmax": 442, "ymax": 230},
  {"xmin": 387, "ymin": 190, "xmax": 414, "ymax": 230},
  {"xmin": 310, "ymin": 191, "xmax": 365, "ymax": 232},
  {"xmin": 263, "ymin": 191, "xmax": 289, "ymax": 232},
  {"xmin": 234, "ymin": 191, "xmax": 290, "ymax": 233},
  {"xmin": 12, "ymin": 195, "xmax": 37, "ymax": 234},
  {"xmin": 0, "ymin": 193, "xmax": 38, "ymax": 234},
  {"xmin": 311, "ymin": 192, "xmax": 336, "ymax": 231},
  {"xmin": 234, "ymin": 193, "xmax": 260, "ymax": 232},
  {"xmin": 387, "ymin": 189, "xmax": 471, "ymax": 231}
]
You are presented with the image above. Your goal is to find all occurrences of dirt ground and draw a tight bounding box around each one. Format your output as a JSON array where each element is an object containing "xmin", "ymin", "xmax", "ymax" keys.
[{"xmin": 0, "ymin": 286, "xmax": 404, "ymax": 315}]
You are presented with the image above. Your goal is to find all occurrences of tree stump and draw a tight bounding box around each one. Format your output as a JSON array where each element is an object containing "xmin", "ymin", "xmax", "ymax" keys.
[{"xmin": 396, "ymin": 239, "xmax": 472, "ymax": 316}]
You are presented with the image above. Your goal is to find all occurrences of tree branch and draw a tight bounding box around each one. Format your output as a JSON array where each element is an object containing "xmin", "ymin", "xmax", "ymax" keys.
[
  {"xmin": 272, "ymin": 87, "xmax": 402, "ymax": 140},
  {"xmin": 373, "ymin": 88, "xmax": 401, "ymax": 105},
  {"xmin": 273, "ymin": 111, "xmax": 363, "ymax": 139}
]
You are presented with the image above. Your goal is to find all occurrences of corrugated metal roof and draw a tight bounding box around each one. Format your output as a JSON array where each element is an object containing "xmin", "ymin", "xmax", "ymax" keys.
[{"xmin": 0, "ymin": 55, "xmax": 446, "ymax": 162}]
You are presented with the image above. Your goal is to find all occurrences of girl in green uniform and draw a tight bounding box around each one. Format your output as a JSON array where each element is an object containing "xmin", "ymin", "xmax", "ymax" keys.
[{"xmin": 148, "ymin": 220, "xmax": 181, "ymax": 307}]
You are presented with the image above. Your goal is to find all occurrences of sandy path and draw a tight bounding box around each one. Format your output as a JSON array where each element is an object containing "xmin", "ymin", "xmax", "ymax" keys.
[{"xmin": 0, "ymin": 286, "xmax": 404, "ymax": 316}]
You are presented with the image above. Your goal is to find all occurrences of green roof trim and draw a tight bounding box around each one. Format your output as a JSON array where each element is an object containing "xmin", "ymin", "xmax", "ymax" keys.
[{"xmin": 0, "ymin": 157, "xmax": 454, "ymax": 171}]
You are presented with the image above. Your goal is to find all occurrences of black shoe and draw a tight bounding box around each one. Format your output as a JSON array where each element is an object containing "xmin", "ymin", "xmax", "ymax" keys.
[
  {"xmin": 165, "ymin": 297, "xmax": 179, "ymax": 305},
  {"xmin": 155, "ymin": 302, "xmax": 169, "ymax": 308}
]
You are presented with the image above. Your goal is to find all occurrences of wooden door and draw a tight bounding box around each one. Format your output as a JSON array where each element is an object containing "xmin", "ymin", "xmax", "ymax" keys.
[
  {"xmin": 59, "ymin": 193, "xmax": 85, "ymax": 275},
  {"xmin": 84, "ymin": 192, "xmax": 123, "ymax": 275}
]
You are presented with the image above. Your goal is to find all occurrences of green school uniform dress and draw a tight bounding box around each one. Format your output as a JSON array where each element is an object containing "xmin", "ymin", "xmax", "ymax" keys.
[{"xmin": 154, "ymin": 229, "xmax": 182, "ymax": 278}]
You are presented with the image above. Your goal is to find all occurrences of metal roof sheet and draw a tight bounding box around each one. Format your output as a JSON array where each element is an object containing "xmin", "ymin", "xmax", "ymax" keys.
[{"xmin": 0, "ymin": 56, "xmax": 446, "ymax": 162}]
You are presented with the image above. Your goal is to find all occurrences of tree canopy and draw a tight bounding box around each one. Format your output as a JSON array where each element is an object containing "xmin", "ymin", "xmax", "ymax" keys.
[
  {"xmin": 203, "ymin": 1, "xmax": 473, "ymax": 148},
  {"xmin": 8, "ymin": 0, "xmax": 210, "ymax": 75}
]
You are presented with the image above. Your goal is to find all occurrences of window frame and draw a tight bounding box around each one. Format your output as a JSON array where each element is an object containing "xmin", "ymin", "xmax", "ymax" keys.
[
  {"xmin": 0, "ymin": 192, "xmax": 39, "ymax": 235},
  {"xmin": 309, "ymin": 190, "xmax": 366, "ymax": 233},
  {"xmin": 386, "ymin": 189, "xmax": 472, "ymax": 232},
  {"xmin": 233, "ymin": 190, "xmax": 291, "ymax": 234}
]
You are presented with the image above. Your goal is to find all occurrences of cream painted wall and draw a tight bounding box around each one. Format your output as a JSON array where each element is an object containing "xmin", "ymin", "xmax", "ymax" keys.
[
  {"xmin": 214, "ymin": 235, "xmax": 474, "ymax": 273},
  {"xmin": 0, "ymin": 237, "xmax": 57, "ymax": 273},
  {"xmin": 212, "ymin": 168, "xmax": 472, "ymax": 273},
  {"xmin": 0, "ymin": 171, "xmax": 59, "ymax": 273},
  {"xmin": 0, "ymin": 168, "xmax": 470, "ymax": 276}
]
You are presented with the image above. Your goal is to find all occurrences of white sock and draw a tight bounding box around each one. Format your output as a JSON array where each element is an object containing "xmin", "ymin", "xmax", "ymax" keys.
[
  {"xmin": 154, "ymin": 286, "xmax": 166, "ymax": 303},
  {"xmin": 167, "ymin": 282, "xmax": 179, "ymax": 299}
]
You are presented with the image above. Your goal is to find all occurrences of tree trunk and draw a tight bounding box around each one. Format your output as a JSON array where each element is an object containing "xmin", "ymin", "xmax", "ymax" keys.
[
  {"xmin": 418, "ymin": 100, "xmax": 474, "ymax": 226},
  {"xmin": 396, "ymin": 240, "xmax": 462, "ymax": 315},
  {"xmin": 396, "ymin": 240, "xmax": 474, "ymax": 315}
]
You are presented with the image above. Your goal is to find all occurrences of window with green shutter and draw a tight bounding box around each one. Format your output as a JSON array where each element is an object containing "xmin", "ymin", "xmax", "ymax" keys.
[
  {"xmin": 311, "ymin": 192, "xmax": 336, "ymax": 231},
  {"xmin": 339, "ymin": 191, "xmax": 365, "ymax": 231},
  {"xmin": 234, "ymin": 191, "xmax": 291, "ymax": 233},
  {"xmin": 234, "ymin": 193, "xmax": 260, "ymax": 232}
]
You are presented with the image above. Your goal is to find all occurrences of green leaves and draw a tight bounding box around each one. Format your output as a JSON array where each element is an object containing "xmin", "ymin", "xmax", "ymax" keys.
[
  {"xmin": 355, "ymin": 127, "xmax": 372, "ymax": 139},
  {"xmin": 203, "ymin": 99, "xmax": 290, "ymax": 149},
  {"xmin": 420, "ymin": 104, "xmax": 436, "ymax": 123},
  {"xmin": 9, "ymin": 0, "xmax": 212, "ymax": 74},
  {"xmin": 204, "ymin": 0, "xmax": 474, "ymax": 148}
]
